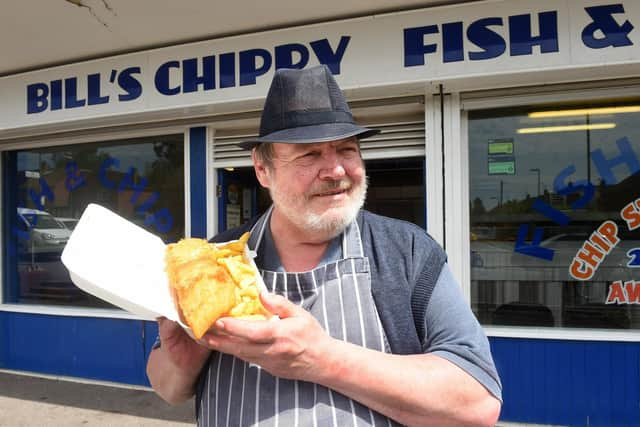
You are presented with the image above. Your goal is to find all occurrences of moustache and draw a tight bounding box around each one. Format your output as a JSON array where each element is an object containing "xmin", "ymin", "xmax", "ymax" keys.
[{"xmin": 309, "ymin": 179, "xmax": 353, "ymax": 196}]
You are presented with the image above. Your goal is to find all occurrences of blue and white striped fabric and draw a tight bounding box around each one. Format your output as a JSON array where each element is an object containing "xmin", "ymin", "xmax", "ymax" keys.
[{"xmin": 197, "ymin": 209, "xmax": 401, "ymax": 427}]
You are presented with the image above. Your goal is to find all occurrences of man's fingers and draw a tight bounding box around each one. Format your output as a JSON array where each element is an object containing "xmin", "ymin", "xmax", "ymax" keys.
[
  {"xmin": 260, "ymin": 292, "xmax": 302, "ymax": 318},
  {"xmin": 203, "ymin": 293, "xmax": 296, "ymax": 343},
  {"xmin": 200, "ymin": 329, "xmax": 271, "ymax": 355},
  {"xmin": 213, "ymin": 317, "xmax": 275, "ymax": 343}
]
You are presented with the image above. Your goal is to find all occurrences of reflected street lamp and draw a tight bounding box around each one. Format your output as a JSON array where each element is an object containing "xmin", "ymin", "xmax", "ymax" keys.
[
  {"xmin": 492, "ymin": 181, "xmax": 504, "ymax": 207},
  {"xmin": 530, "ymin": 168, "xmax": 541, "ymax": 198}
]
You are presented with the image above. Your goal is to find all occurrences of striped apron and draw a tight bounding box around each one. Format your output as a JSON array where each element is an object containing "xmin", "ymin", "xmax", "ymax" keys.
[{"xmin": 197, "ymin": 208, "xmax": 401, "ymax": 427}]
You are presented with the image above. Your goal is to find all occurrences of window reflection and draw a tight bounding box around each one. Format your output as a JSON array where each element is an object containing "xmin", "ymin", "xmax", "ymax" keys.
[
  {"xmin": 3, "ymin": 134, "xmax": 185, "ymax": 308},
  {"xmin": 469, "ymin": 99, "xmax": 640, "ymax": 329}
]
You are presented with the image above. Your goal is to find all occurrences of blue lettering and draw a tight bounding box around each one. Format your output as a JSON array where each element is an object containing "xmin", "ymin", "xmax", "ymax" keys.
[
  {"xmin": 13, "ymin": 222, "xmax": 31, "ymax": 257},
  {"xmin": 239, "ymin": 48, "xmax": 272, "ymax": 86},
  {"xmin": 591, "ymin": 137, "xmax": 640, "ymax": 186},
  {"xmin": 442, "ymin": 22, "xmax": 464, "ymax": 63},
  {"xmin": 183, "ymin": 56, "xmax": 215, "ymax": 93},
  {"xmin": 99, "ymin": 157, "xmax": 120, "ymax": 190},
  {"xmin": 468, "ymin": 17, "xmax": 506, "ymax": 60},
  {"xmin": 26, "ymin": 83, "xmax": 49, "ymax": 114},
  {"xmin": 553, "ymin": 164, "xmax": 595, "ymax": 209},
  {"xmin": 117, "ymin": 167, "xmax": 136, "ymax": 193},
  {"xmin": 275, "ymin": 43, "xmax": 309, "ymax": 69},
  {"xmin": 404, "ymin": 25, "xmax": 439, "ymax": 67},
  {"xmin": 96, "ymin": 157, "xmax": 173, "ymax": 233},
  {"xmin": 7, "ymin": 227, "xmax": 22, "ymax": 258},
  {"xmin": 219, "ymin": 52, "xmax": 236, "ymax": 88},
  {"xmin": 627, "ymin": 248, "xmax": 640, "ymax": 267},
  {"xmin": 29, "ymin": 177, "xmax": 55, "ymax": 211},
  {"xmin": 51, "ymin": 80, "xmax": 63, "ymax": 110},
  {"xmin": 117, "ymin": 168, "xmax": 150, "ymax": 204},
  {"xmin": 146, "ymin": 207, "xmax": 173, "ymax": 233},
  {"xmin": 64, "ymin": 77, "xmax": 86, "ymax": 108},
  {"xmin": 518, "ymin": 136, "xmax": 638, "ymax": 262},
  {"xmin": 29, "ymin": 69, "xmax": 143, "ymax": 112},
  {"xmin": 118, "ymin": 67, "xmax": 142, "ymax": 101},
  {"xmin": 137, "ymin": 191, "xmax": 160, "ymax": 214},
  {"xmin": 310, "ymin": 36, "xmax": 350, "ymax": 74},
  {"xmin": 514, "ymin": 224, "xmax": 554, "ymax": 261},
  {"xmin": 87, "ymin": 73, "xmax": 109, "ymax": 105},
  {"xmin": 582, "ymin": 4, "xmax": 634, "ymax": 49},
  {"xmin": 65, "ymin": 161, "xmax": 87, "ymax": 191},
  {"xmin": 509, "ymin": 11, "xmax": 559, "ymax": 56},
  {"xmin": 14, "ymin": 227, "xmax": 30, "ymax": 242},
  {"xmin": 155, "ymin": 61, "xmax": 181, "ymax": 95}
]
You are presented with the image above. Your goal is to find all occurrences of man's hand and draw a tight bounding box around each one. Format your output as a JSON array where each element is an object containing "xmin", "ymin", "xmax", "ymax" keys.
[
  {"xmin": 157, "ymin": 317, "xmax": 211, "ymax": 378},
  {"xmin": 146, "ymin": 317, "xmax": 211, "ymax": 405},
  {"xmin": 199, "ymin": 292, "xmax": 335, "ymax": 383},
  {"xmin": 197, "ymin": 292, "xmax": 500, "ymax": 426}
]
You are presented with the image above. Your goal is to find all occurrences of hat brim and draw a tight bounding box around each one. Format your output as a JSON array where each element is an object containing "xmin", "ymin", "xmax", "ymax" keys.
[{"xmin": 238, "ymin": 123, "xmax": 380, "ymax": 150}]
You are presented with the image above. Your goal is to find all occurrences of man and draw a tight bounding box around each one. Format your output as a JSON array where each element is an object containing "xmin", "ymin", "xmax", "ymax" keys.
[{"xmin": 147, "ymin": 65, "xmax": 502, "ymax": 426}]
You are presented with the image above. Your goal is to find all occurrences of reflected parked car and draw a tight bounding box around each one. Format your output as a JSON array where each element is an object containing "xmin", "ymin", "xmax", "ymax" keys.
[
  {"xmin": 56, "ymin": 217, "xmax": 80, "ymax": 230},
  {"xmin": 17, "ymin": 208, "xmax": 72, "ymax": 253},
  {"xmin": 471, "ymin": 231, "xmax": 639, "ymax": 282}
]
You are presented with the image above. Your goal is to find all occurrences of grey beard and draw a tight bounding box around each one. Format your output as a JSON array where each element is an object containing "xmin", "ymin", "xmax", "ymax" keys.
[
  {"xmin": 271, "ymin": 176, "xmax": 368, "ymax": 240},
  {"xmin": 304, "ymin": 178, "xmax": 368, "ymax": 238}
]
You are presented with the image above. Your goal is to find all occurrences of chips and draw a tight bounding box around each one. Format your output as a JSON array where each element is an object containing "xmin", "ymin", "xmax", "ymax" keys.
[{"xmin": 165, "ymin": 232, "xmax": 269, "ymax": 338}]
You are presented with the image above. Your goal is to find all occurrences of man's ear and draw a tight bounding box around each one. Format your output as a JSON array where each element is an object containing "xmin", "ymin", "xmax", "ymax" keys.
[{"xmin": 252, "ymin": 148, "xmax": 271, "ymax": 188}]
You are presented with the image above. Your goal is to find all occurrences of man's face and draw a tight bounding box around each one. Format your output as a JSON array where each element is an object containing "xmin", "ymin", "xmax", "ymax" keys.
[{"xmin": 254, "ymin": 137, "xmax": 367, "ymax": 239}]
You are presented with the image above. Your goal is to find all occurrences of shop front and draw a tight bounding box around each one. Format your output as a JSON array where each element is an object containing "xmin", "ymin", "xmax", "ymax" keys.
[{"xmin": 1, "ymin": 0, "xmax": 638, "ymax": 425}]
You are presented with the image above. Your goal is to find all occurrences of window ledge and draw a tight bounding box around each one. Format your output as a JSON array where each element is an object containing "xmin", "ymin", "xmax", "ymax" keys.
[
  {"xmin": 485, "ymin": 325, "xmax": 640, "ymax": 342},
  {"xmin": 0, "ymin": 303, "xmax": 148, "ymax": 321}
]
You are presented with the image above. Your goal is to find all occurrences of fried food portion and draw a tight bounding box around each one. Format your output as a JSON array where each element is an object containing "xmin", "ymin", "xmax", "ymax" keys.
[{"xmin": 165, "ymin": 233, "xmax": 269, "ymax": 338}]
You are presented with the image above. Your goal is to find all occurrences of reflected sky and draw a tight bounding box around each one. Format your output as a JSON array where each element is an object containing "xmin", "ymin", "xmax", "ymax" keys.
[
  {"xmin": 469, "ymin": 103, "xmax": 640, "ymax": 212},
  {"xmin": 17, "ymin": 139, "xmax": 167, "ymax": 175}
]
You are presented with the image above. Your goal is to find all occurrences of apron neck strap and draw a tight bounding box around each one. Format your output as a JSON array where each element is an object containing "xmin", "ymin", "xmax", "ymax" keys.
[
  {"xmin": 248, "ymin": 205, "xmax": 273, "ymax": 251},
  {"xmin": 342, "ymin": 214, "xmax": 364, "ymax": 258}
]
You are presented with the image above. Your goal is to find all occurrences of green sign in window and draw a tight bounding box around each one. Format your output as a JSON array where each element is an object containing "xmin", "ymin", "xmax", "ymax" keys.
[
  {"xmin": 488, "ymin": 159, "xmax": 515, "ymax": 175},
  {"xmin": 488, "ymin": 139, "xmax": 514, "ymax": 155}
]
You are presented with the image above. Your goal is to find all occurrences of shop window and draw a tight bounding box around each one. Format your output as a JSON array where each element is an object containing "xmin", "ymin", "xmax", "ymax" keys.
[
  {"xmin": 468, "ymin": 99, "xmax": 640, "ymax": 329},
  {"xmin": 2, "ymin": 134, "xmax": 185, "ymax": 308},
  {"xmin": 365, "ymin": 158, "xmax": 425, "ymax": 229},
  {"xmin": 217, "ymin": 158, "xmax": 425, "ymax": 232}
]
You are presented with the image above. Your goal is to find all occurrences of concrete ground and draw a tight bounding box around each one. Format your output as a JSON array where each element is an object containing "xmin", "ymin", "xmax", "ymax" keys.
[
  {"xmin": 0, "ymin": 371, "xmax": 562, "ymax": 427},
  {"xmin": 0, "ymin": 371, "xmax": 196, "ymax": 427}
]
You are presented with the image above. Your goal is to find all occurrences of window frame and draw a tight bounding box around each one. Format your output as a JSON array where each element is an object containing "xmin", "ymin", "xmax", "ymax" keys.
[
  {"xmin": 0, "ymin": 126, "xmax": 189, "ymax": 319},
  {"xmin": 450, "ymin": 82, "xmax": 640, "ymax": 342}
]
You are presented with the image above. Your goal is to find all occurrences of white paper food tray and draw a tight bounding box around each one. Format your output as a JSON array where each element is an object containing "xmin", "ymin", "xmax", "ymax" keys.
[{"xmin": 61, "ymin": 203, "xmax": 266, "ymax": 327}]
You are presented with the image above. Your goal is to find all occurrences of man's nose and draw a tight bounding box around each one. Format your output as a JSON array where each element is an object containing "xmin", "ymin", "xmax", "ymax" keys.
[{"xmin": 318, "ymin": 150, "xmax": 346, "ymax": 179}]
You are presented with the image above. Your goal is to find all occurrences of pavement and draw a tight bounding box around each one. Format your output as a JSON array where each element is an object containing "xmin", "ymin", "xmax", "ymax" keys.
[
  {"xmin": 0, "ymin": 371, "xmax": 555, "ymax": 427},
  {"xmin": 0, "ymin": 371, "xmax": 196, "ymax": 427}
]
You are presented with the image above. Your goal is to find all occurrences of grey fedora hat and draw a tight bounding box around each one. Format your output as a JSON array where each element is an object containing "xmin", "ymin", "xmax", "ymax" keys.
[{"xmin": 238, "ymin": 65, "xmax": 379, "ymax": 149}]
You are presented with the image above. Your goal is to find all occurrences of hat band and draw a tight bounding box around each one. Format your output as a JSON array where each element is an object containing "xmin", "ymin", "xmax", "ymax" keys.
[{"xmin": 262, "ymin": 110, "xmax": 354, "ymax": 136}]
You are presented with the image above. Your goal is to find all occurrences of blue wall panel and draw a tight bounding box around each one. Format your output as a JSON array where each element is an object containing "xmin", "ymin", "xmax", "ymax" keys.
[
  {"xmin": 143, "ymin": 320, "xmax": 159, "ymax": 362},
  {"xmin": 189, "ymin": 127, "xmax": 207, "ymax": 238},
  {"xmin": 2, "ymin": 309, "xmax": 639, "ymax": 424},
  {"xmin": 0, "ymin": 311, "xmax": 149, "ymax": 386},
  {"xmin": 491, "ymin": 337, "xmax": 640, "ymax": 427}
]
